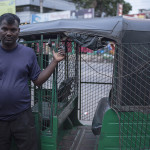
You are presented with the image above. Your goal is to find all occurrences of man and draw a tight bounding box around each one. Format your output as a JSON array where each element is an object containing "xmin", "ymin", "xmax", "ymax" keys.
[{"xmin": 0, "ymin": 13, "xmax": 65, "ymax": 150}]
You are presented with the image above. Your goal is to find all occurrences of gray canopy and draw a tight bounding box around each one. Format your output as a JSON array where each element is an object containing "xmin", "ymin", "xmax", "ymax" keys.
[{"xmin": 19, "ymin": 16, "xmax": 150, "ymax": 49}]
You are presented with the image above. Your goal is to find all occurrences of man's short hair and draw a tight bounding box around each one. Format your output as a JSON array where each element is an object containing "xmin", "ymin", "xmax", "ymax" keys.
[{"xmin": 0, "ymin": 13, "xmax": 20, "ymax": 26}]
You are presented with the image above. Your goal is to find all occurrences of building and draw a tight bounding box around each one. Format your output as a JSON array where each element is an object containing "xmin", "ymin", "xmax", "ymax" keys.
[
  {"xmin": 124, "ymin": 9, "xmax": 150, "ymax": 19},
  {"xmin": 16, "ymin": 0, "xmax": 76, "ymax": 24},
  {"xmin": 139, "ymin": 9, "xmax": 150, "ymax": 19}
]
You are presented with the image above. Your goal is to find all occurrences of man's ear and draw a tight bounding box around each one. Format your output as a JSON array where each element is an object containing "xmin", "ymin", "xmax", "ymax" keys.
[{"xmin": 18, "ymin": 27, "xmax": 20, "ymax": 33}]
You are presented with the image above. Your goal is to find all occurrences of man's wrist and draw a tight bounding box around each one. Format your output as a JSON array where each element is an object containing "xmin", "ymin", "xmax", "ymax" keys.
[{"xmin": 52, "ymin": 59, "xmax": 59, "ymax": 64}]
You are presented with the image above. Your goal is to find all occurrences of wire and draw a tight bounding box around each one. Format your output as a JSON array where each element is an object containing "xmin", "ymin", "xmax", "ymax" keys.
[{"xmin": 81, "ymin": 55, "xmax": 150, "ymax": 79}]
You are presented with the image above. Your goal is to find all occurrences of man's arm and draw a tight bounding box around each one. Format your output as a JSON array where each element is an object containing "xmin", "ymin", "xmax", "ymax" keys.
[{"xmin": 33, "ymin": 50, "xmax": 65, "ymax": 86}]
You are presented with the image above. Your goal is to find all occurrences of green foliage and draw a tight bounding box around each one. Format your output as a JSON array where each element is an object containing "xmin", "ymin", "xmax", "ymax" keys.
[{"xmin": 69, "ymin": 0, "xmax": 132, "ymax": 17}]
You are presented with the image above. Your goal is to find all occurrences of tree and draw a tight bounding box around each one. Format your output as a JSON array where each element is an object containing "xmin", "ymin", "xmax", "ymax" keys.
[{"xmin": 68, "ymin": 0, "xmax": 132, "ymax": 17}]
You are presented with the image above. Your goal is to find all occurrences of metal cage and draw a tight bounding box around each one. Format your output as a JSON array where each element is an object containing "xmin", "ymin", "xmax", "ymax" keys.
[{"xmin": 112, "ymin": 43, "xmax": 150, "ymax": 149}]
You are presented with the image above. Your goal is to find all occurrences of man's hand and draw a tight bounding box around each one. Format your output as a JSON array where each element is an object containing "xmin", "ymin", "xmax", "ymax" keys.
[
  {"xmin": 33, "ymin": 47, "xmax": 65, "ymax": 86},
  {"xmin": 53, "ymin": 48, "xmax": 65, "ymax": 62}
]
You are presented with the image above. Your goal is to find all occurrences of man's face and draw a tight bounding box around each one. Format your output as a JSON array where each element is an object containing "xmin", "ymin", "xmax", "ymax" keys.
[{"xmin": 0, "ymin": 19, "xmax": 20, "ymax": 48}]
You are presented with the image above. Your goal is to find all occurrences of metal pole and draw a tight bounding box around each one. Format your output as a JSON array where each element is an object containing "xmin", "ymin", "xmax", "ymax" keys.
[{"xmin": 40, "ymin": 0, "xmax": 43, "ymax": 13}]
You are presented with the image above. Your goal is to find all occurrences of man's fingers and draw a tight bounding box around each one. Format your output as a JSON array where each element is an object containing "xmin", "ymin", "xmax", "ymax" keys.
[
  {"xmin": 57, "ymin": 49, "xmax": 65, "ymax": 55},
  {"xmin": 53, "ymin": 49, "xmax": 65, "ymax": 57}
]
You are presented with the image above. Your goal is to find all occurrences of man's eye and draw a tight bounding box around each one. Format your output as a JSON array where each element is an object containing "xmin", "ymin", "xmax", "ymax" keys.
[
  {"xmin": 11, "ymin": 29, "xmax": 17, "ymax": 32},
  {"xmin": 2, "ymin": 28, "xmax": 7, "ymax": 31}
]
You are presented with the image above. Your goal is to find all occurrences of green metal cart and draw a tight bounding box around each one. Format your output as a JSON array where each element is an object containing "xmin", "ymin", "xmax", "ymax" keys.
[{"xmin": 10, "ymin": 16, "xmax": 150, "ymax": 150}]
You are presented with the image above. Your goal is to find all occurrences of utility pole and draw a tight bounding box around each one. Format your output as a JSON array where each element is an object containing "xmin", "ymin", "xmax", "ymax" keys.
[
  {"xmin": 117, "ymin": 3, "xmax": 123, "ymax": 16},
  {"xmin": 40, "ymin": 0, "xmax": 43, "ymax": 13}
]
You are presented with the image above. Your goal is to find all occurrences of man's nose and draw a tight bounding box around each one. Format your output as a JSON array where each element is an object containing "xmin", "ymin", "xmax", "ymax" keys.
[{"xmin": 6, "ymin": 30, "xmax": 12, "ymax": 36}]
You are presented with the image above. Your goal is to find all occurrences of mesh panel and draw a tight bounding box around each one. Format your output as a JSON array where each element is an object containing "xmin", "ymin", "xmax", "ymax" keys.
[
  {"xmin": 20, "ymin": 39, "xmax": 78, "ymax": 136},
  {"xmin": 57, "ymin": 41, "xmax": 78, "ymax": 114},
  {"xmin": 112, "ymin": 43, "xmax": 150, "ymax": 149},
  {"xmin": 79, "ymin": 46, "xmax": 114, "ymax": 121}
]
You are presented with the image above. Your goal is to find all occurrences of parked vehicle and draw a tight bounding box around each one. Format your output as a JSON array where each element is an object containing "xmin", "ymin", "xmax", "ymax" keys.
[{"xmin": 11, "ymin": 16, "xmax": 150, "ymax": 150}]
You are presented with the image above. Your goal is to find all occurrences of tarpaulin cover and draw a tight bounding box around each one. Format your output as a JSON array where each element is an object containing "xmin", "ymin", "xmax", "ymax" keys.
[{"xmin": 20, "ymin": 16, "xmax": 150, "ymax": 44}]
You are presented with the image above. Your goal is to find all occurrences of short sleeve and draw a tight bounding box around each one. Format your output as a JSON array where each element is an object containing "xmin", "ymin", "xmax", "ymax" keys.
[{"xmin": 29, "ymin": 51, "xmax": 41, "ymax": 81}]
